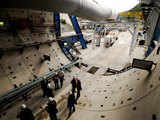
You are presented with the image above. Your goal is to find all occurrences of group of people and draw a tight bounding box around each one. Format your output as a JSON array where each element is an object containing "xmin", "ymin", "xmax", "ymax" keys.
[
  {"xmin": 17, "ymin": 72, "xmax": 82, "ymax": 120},
  {"xmin": 53, "ymin": 69, "xmax": 65, "ymax": 90},
  {"xmin": 41, "ymin": 79, "xmax": 54, "ymax": 98},
  {"xmin": 45, "ymin": 76, "xmax": 82, "ymax": 119},
  {"xmin": 40, "ymin": 69, "xmax": 65, "ymax": 98}
]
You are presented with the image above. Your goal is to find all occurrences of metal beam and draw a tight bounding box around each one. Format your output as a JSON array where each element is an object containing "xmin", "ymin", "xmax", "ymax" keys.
[
  {"xmin": 68, "ymin": 15, "xmax": 87, "ymax": 49},
  {"xmin": 54, "ymin": 13, "xmax": 74, "ymax": 60},
  {"xmin": 54, "ymin": 13, "xmax": 61, "ymax": 37},
  {"xmin": 63, "ymin": 34, "xmax": 82, "ymax": 43},
  {"xmin": 152, "ymin": 16, "xmax": 160, "ymax": 41},
  {"xmin": 145, "ymin": 12, "xmax": 160, "ymax": 57}
]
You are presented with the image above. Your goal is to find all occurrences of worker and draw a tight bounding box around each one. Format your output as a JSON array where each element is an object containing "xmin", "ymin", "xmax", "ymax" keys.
[
  {"xmin": 71, "ymin": 76, "xmax": 77, "ymax": 93},
  {"xmin": 67, "ymin": 92, "xmax": 76, "ymax": 117},
  {"xmin": 76, "ymin": 78, "xmax": 82, "ymax": 100},
  {"xmin": 17, "ymin": 104, "xmax": 35, "ymax": 120},
  {"xmin": 46, "ymin": 83, "xmax": 54, "ymax": 98},
  {"xmin": 58, "ymin": 69, "xmax": 65, "ymax": 88},
  {"xmin": 53, "ymin": 73, "xmax": 59, "ymax": 90},
  {"xmin": 71, "ymin": 77, "xmax": 82, "ymax": 100},
  {"xmin": 157, "ymin": 43, "xmax": 160, "ymax": 55},
  {"xmin": 40, "ymin": 79, "xmax": 49, "ymax": 98},
  {"xmin": 46, "ymin": 97, "xmax": 58, "ymax": 120}
]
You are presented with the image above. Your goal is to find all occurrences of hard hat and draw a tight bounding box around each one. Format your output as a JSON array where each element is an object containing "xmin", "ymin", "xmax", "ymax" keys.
[
  {"xmin": 48, "ymin": 83, "xmax": 51, "ymax": 88},
  {"xmin": 64, "ymin": 42, "xmax": 68, "ymax": 46},
  {"xmin": 21, "ymin": 104, "xmax": 26, "ymax": 109},
  {"xmin": 49, "ymin": 97, "xmax": 54, "ymax": 101},
  {"xmin": 73, "ymin": 75, "xmax": 77, "ymax": 78}
]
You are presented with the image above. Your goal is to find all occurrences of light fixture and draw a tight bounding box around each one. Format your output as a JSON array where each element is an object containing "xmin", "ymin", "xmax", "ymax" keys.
[
  {"xmin": 64, "ymin": 42, "xmax": 68, "ymax": 46},
  {"xmin": 74, "ymin": 42, "xmax": 78, "ymax": 46},
  {"xmin": 0, "ymin": 21, "xmax": 4, "ymax": 26},
  {"xmin": 73, "ymin": 51, "xmax": 76, "ymax": 56}
]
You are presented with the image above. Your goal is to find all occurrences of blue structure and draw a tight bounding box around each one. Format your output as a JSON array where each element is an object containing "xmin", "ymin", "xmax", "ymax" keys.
[
  {"xmin": 54, "ymin": 13, "xmax": 73, "ymax": 60},
  {"xmin": 116, "ymin": 16, "xmax": 121, "ymax": 21},
  {"xmin": 68, "ymin": 14, "xmax": 87, "ymax": 49},
  {"xmin": 152, "ymin": 16, "xmax": 160, "ymax": 41},
  {"xmin": 146, "ymin": 16, "xmax": 160, "ymax": 57},
  {"xmin": 54, "ymin": 13, "xmax": 61, "ymax": 37},
  {"xmin": 54, "ymin": 13, "xmax": 87, "ymax": 60}
]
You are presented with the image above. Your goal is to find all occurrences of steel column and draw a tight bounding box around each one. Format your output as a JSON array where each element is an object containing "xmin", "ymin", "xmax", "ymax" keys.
[
  {"xmin": 146, "ymin": 15, "xmax": 160, "ymax": 57},
  {"xmin": 68, "ymin": 15, "xmax": 87, "ymax": 49},
  {"xmin": 54, "ymin": 13, "xmax": 74, "ymax": 60},
  {"xmin": 54, "ymin": 13, "xmax": 61, "ymax": 37}
]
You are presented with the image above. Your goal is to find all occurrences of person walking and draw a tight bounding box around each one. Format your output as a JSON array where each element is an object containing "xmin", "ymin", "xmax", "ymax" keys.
[
  {"xmin": 58, "ymin": 69, "xmax": 64, "ymax": 88},
  {"xmin": 71, "ymin": 76, "xmax": 82, "ymax": 100},
  {"xmin": 17, "ymin": 104, "xmax": 35, "ymax": 120},
  {"xmin": 76, "ymin": 79, "xmax": 82, "ymax": 100},
  {"xmin": 71, "ymin": 76, "xmax": 77, "ymax": 93},
  {"xmin": 46, "ymin": 97, "xmax": 58, "ymax": 120},
  {"xmin": 67, "ymin": 92, "xmax": 76, "ymax": 117}
]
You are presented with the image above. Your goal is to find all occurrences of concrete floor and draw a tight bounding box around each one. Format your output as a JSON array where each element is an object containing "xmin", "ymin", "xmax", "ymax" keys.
[
  {"xmin": 80, "ymin": 31, "xmax": 145, "ymax": 70},
  {"xmin": 67, "ymin": 31, "xmax": 160, "ymax": 120},
  {"xmin": 2, "ymin": 29, "xmax": 160, "ymax": 120}
]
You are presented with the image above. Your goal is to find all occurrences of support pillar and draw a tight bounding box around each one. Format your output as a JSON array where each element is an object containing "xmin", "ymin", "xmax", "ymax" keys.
[
  {"xmin": 68, "ymin": 15, "xmax": 87, "ymax": 49},
  {"xmin": 54, "ymin": 13, "xmax": 61, "ymax": 37},
  {"xmin": 54, "ymin": 13, "xmax": 73, "ymax": 60}
]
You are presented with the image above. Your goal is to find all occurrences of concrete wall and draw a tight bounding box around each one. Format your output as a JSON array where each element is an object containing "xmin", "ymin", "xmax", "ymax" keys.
[{"xmin": 0, "ymin": 9, "xmax": 69, "ymax": 95}]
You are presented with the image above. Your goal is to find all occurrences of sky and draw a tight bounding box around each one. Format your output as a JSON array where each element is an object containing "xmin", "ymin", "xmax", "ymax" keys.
[{"xmin": 99, "ymin": 0, "xmax": 140, "ymax": 13}]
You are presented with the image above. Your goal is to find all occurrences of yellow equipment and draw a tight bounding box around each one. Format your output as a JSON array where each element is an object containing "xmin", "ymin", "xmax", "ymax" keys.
[{"xmin": 118, "ymin": 11, "xmax": 142, "ymax": 21}]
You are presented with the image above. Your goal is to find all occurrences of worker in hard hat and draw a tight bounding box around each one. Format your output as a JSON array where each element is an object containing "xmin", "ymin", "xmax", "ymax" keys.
[
  {"xmin": 46, "ymin": 97, "xmax": 58, "ymax": 120},
  {"xmin": 17, "ymin": 104, "xmax": 35, "ymax": 120},
  {"xmin": 71, "ymin": 76, "xmax": 82, "ymax": 100}
]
